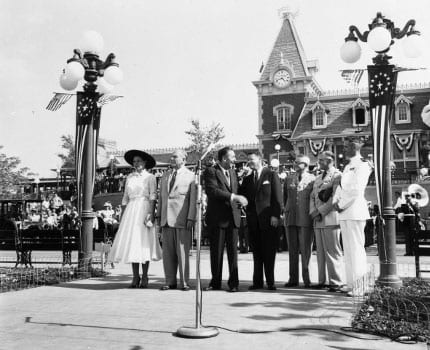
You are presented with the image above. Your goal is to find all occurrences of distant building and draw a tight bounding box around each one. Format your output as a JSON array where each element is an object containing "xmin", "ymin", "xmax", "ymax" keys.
[{"xmin": 253, "ymin": 10, "xmax": 430, "ymax": 172}]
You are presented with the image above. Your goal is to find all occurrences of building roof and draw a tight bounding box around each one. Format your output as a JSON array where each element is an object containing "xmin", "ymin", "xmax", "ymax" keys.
[
  {"xmin": 260, "ymin": 13, "xmax": 310, "ymax": 81},
  {"xmin": 291, "ymin": 89, "xmax": 430, "ymax": 140}
]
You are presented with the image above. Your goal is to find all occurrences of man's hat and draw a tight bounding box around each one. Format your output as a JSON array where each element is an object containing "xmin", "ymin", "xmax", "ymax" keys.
[
  {"xmin": 103, "ymin": 202, "xmax": 112, "ymax": 207},
  {"xmin": 124, "ymin": 150, "xmax": 156, "ymax": 169}
]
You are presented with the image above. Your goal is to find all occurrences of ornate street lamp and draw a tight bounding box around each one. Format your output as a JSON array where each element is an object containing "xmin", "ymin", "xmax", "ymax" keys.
[
  {"xmin": 59, "ymin": 31, "xmax": 123, "ymax": 269},
  {"xmin": 340, "ymin": 12, "xmax": 422, "ymax": 288}
]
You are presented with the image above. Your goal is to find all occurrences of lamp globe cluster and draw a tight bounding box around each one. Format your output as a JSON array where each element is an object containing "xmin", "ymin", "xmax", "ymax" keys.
[{"xmin": 59, "ymin": 31, "xmax": 123, "ymax": 92}]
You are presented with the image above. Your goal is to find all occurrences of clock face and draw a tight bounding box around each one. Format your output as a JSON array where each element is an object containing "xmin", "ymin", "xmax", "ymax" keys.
[{"xmin": 274, "ymin": 69, "xmax": 291, "ymax": 88}]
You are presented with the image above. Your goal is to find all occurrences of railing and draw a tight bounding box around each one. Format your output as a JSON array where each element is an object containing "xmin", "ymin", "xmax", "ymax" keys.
[{"xmin": 308, "ymin": 81, "xmax": 430, "ymax": 99}]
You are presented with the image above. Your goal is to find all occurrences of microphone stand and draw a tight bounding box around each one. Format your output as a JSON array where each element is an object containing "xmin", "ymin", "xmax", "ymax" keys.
[{"xmin": 176, "ymin": 157, "xmax": 219, "ymax": 338}]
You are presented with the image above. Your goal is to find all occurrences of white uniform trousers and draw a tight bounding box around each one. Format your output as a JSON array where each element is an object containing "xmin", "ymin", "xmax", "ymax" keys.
[
  {"xmin": 339, "ymin": 220, "xmax": 367, "ymax": 290},
  {"xmin": 314, "ymin": 227, "xmax": 343, "ymax": 286},
  {"xmin": 161, "ymin": 227, "xmax": 191, "ymax": 287}
]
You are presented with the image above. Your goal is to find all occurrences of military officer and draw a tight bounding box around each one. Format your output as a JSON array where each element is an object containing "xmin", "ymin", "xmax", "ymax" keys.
[
  {"xmin": 333, "ymin": 138, "xmax": 372, "ymax": 296},
  {"xmin": 283, "ymin": 155, "xmax": 315, "ymax": 287}
]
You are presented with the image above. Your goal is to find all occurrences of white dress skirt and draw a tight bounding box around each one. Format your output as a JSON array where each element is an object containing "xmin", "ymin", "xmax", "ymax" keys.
[{"xmin": 108, "ymin": 170, "xmax": 162, "ymax": 264}]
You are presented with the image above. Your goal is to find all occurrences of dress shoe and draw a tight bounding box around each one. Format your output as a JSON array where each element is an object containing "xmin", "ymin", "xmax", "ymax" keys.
[
  {"xmin": 284, "ymin": 282, "xmax": 298, "ymax": 288},
  {"xmin": 181, "ymin": 285, "xmax": 191, "ymax": 291},
  {"xmin": 203, "ymin": 286, "xmax": 220, "ymax": 291},
  {"xmin": 327, "ymin": 286, "xmax": 342, "ymax": 293},
  {"xmin": 128, "ymin": 277, "xmax": 140, "ymax": 289},
  {"xmin": 248, "ymin": 285, "xmax": 264, "ymax": 290},
  {"xmin": 229, "ymin": 287, "xmax": 239, "ymax": 293},
  {"xmin": 267, "ymin": 285, "xmax": 277, "ymax": 291},
  {"xmin": 160, "ymin": 285, "xmax": 177, "ymax": 291},
  {"xmin": 139, "ymin": 278, "xmax": 149, "ymax": 289}
]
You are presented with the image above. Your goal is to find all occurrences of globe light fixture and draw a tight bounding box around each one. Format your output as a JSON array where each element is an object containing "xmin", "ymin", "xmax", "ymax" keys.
[
  {"xmin": 64, "ymin": 61, "xmax": 85, "ymax": 81},
  {"xmin": 81, "ymin": 30, "xmax": 104, "ymax": 54},
  {"xmin": 340, "ymin": 39, "xmax": 361, "ymax": 64},
  {"xmin": 59, "ymin": 73, "xmax": 79, "ymax": 91},
  {"xmin": 367, "ymin": 26, "xmax": 392, "ymax": 52},
  {"xmin": 104, "ymin": 65, "xmax": 123, "ymax": 85},
  {"xmin": 274, "ymin": 144, "xmax": 281, "ymax": 151}
]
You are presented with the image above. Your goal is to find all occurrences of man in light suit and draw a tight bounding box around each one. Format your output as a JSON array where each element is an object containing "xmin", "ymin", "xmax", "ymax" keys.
[
  {"xmin": 283, "ymin": 155, "xmax": 316, "ymax": 287},
  {"xmin": 310, "ymin": 151, "xmax": 344, "ymax": 292},
  {"xmin": 157, "ymin": 149, "xmax": 197, "ymax": 291},
  {"xmin": 204, "ymin": 146, "xmax": 248, "ymax": 292},
  {"xmin": 239, "ymin": 151, "xmax": 283, "ymax": 290},
  {"xmin": 333, "ymin": 138, "xmax": 372, "ymax": 296}
]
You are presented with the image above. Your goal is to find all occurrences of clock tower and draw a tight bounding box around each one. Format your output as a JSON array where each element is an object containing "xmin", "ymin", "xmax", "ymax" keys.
[{"xmin": 253, "ymin": 10, "xmax": 322, "ymax": 164}]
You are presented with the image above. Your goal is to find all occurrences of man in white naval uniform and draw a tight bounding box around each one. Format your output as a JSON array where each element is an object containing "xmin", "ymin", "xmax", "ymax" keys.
[{"xmin": 333, "ymin": 138, "xmax": 372, "ymax": 296}]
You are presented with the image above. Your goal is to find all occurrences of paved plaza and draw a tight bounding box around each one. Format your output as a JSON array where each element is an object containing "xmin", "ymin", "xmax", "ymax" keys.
[{"xmin": 0, "ymin": 247, "xmax": 427, "ymax": 350}]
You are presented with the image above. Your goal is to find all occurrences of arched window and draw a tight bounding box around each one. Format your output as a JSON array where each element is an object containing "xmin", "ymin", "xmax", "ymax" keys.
[
  {"xmin": 311, "ymin": 101, "xmax": 328, "ymax": 129},
  {"xmin": 394, "ymin": 95, "xmax": 412, "ymax": 124},
  {"xmin": 273, "ymin": 103, "xmax": 294, "ymax": 131},
  {"xmin": 351, "ymin": 98, "xmax": 369, "ymax": 127}
]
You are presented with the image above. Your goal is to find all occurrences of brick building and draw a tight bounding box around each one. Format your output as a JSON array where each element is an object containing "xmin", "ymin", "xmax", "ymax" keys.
[{"xmin": 253, "ymin": 11, "xmax": 430, "ymax": 173}]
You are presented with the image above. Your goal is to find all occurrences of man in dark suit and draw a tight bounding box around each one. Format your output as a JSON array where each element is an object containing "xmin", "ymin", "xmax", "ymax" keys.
[
  {"xmin": 204, "ymin": 146, "xmax": 248, "ymax": 292},
  {"xmin": 240, "ymin": 151, "xmax": 283, "ymax": 290}
]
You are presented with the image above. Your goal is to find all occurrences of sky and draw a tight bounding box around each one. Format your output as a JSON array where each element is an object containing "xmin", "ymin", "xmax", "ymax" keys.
[{"xmin": 1, "ymin": 0, "xmax": 430, "ymax": 177}]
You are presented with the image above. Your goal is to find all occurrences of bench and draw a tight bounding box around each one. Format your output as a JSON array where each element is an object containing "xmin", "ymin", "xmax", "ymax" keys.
[{"xmin": 414, "ymin": 230, "xmax": 430, "ymax": 278}]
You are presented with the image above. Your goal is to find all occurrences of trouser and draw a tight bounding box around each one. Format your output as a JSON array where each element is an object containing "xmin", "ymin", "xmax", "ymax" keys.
[
  {"xmin": 286, "ymin": 225, "xmax": 314, "ymax": 285},
  {"xmin": 209, "ymin": 224, "xmax": 239, "ymax": 289},
  {"xmin": 339, "ymin": 220, "xmax": 367, "ymax": 289},
  {"xmin": 161, "ymin": 227, "xmax": 191, "ymax": 287},
  {"xmin": 238, "ymin": 217, "xmax": 250, "ymax": 253},
  {"xmin": 314, "ymin": 227, "xmax": 343, "ymax": 286},
  {"xmin": 247, "ymin": 215, "xmax": 278, "ymax": 287}
]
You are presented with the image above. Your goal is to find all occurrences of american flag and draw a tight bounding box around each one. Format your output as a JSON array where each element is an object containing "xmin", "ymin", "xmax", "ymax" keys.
[
  {"xmin": 97, "ymin": 94, "xmax": 123, "ymax": 107},
  {"xmin": 75, "ymin": 92, "xmax": 99, "ymax": 215},
  {"xmin": 368, "ymin": 64, "xmax": 398, "ymax": 212},
  {"xmin": 340, "ymin": 69, "xmax": 365, "ymax": 86},
  {"xmin": 46, "ymin": 93, "xmax": 73, "ymax": 111}
]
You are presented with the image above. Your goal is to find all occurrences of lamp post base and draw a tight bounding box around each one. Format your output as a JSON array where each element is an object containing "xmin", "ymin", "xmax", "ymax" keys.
[
  {"xmin": 175, "ymin": 326, "xmax": 219, "ymax": 339},
  {"xmin": 377, "ymin": 263, "xmax": 402, "ymax": 289}
]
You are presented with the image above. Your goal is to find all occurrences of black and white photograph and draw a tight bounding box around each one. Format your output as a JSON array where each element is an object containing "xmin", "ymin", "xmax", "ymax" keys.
[{"xmin": 1, "ymin": 0, "xmax": 430, "ymax": 348}]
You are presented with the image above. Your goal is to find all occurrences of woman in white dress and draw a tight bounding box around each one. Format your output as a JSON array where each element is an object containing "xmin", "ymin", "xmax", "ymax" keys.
[{"xmin": 108, "ymin": 150, "xmax": 162, "ymax": 288}]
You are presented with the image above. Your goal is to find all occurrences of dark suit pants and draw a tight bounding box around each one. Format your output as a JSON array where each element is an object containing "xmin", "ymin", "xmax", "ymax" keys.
[
  {"xmin": 209, "ymin": 225, "xmax": 239, "ymax": 289},
  {"xmin": 286, "ymin": 225, "xmax": 314, "ymax": 285},
  {"xmin": 248, "ymin": 215, "xmax": 278, "ymax": 287}
]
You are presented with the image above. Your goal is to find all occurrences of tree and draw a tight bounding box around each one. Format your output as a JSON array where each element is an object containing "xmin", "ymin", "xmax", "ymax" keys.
[
  {"xmin": 57, "ymin": 134, "xmax": 75, "ymax": 168},
  {"xmin": 185, "ymin": 119, "xmax": 225, "ymax": 160},
  {"xmin": 0, "ymin": 146, "xmax": 33, "ymax": 197}
]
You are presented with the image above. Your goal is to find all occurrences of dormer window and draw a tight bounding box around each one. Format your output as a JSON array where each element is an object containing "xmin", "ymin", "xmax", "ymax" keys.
[
  {"xmin": 395, "ymin": 95, "xmax": 412, "ymax": 124},
  {"xmin": 351, "ymin": 98, "xmax": 369, "ymax": 127},
  {"xmin": 311, "ymin": 101, "xmax": 328, "ymax": 129},
  {"xmin": 274, "ymin": 103, "xmax": 294, "ymax": 131}
]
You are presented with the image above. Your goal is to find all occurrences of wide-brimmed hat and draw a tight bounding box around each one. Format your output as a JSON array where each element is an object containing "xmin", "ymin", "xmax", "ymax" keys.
[{"xmin": 124, "ymin": 149, "xmax": 156, "ymax": 169}]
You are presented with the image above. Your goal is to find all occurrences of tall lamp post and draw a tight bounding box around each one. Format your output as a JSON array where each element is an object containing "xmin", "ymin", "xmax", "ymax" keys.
[
  {"xmin": 274, "ymin": 144, "xmax": 281, "ymax": 162},
  {"xmin": 340, "ymin": 12, "xmax": 422, "ymax": 288},
  {"xmin": 34, "ymin": 177, "xmax": 40, "ymax": 199},
  {"xmin": 59, "ymin": 31, "xmax": 123, "ymax": 268},
  {"xmin": 56, "ymin": 168, "xmax": 60, "ymax": 193}
]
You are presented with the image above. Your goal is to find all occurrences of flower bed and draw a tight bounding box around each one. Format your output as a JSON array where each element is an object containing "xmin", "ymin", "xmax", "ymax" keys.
[
  {"xmin": 0, "ymin": 266, "xmax": 107, "ymax": 293},
  {"xmin": 352, "ymin": 278, "xmax": 430, "ymax": 342}
]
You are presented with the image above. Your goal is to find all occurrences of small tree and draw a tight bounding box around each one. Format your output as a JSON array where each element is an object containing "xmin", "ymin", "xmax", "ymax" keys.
[
  {"xmin": 0, "ymin": 146, "xmax": 33, "ymax": 197},
  {"xmin": 57, "ymin": 134, "xmax": 75, "ymax": 168},
  {"xmin": 185, "ymin": 119, "xmax": 225, "ymax": 160}
]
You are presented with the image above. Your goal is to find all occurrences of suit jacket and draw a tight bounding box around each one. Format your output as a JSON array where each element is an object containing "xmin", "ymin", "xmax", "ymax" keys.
[
  {"xmin": 239, "ymin": 167, "xmax": 283, "ymax": 229},
  {"xmin": 204, "ymin": 164, "xmax": 241, "ymax": 228},
  {"xmin": 333, "ymin": 155, "xmax": 372, "ymax": 221},
  {"xmin": 158, "ymin": 166, "xmax": 197, "ymax": 229},
  {"xmin": 309, "ymin": 167, "xmax": 341, "ymax": 228},
  {"xmin": 283, "ymin": 171, "xmax": 315, "ymax": 227}
]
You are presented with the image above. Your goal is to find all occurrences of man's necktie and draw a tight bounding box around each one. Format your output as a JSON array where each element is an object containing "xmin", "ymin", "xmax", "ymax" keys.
[
  {"xmin": 169, "ymin": 170, "xmax": 177, "ymax": 193},
  {"xmin": 322, "ymin": 170, "xmax": 327, "ymax": 179},
  {"xmin": 298, "ymin": 174, "xmax": 302, "ymax": 182},
  {"xmin": 225, "ymin": 169, "xmax": 231, "ymax": 187}
]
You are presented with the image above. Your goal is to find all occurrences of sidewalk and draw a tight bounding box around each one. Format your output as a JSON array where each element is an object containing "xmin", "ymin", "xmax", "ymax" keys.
[{"xmin": 0, "ymin": 248, "xmax": 427, "ymax": 350}]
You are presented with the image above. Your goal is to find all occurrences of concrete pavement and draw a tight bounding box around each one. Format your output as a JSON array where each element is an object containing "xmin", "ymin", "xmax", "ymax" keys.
[{"xmin": 0, "ymin": 247, "xmax": 427, "ymax": 350}]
